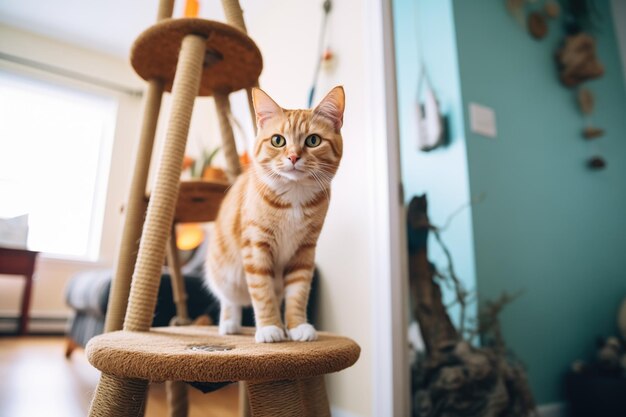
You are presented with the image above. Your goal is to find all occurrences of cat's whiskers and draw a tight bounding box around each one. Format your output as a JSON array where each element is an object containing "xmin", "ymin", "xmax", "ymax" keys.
[
  {"xmin": 309, "ymin": 170, "xmax": 331, "ymax": 202},
  {"xmin": 315, "ymin": 161, "xmax": 340, "ymax": 171},
  {"xmin": 314, "ymin": 168, "xmax": 335, "ymax": 185},
  {"xmin": 315, "ymin": 166, "xmax": 339, "ymax": 180}
]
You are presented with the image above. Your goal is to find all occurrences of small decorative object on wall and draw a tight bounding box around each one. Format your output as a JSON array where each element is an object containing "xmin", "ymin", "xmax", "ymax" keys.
[
  {"xmin": 583, "ymin": 127, "xmax": 604, "ymax": 140},
  {"xmin": 578, "ymin": 88, "xmax": 605, "ymax": 140},
  {"xmin": 587, "ymin": 155, "xmax": 606, "ymax": 169},
  {"xmin": 528, "ymin": 11, "xmax": 549, "ymax": 39},
  {"xmin": 415, "ymin": 67, "xmax": 446, "ymax": 152},
  {"xmin": 406, "ymin": 195, "xmax": 536, "ymax": 417},
  {"xmin": 508, "ymin": 0, "xmax": 556, "ymax": 40},
  {"xmin": 544, "ymin": 1, "xmax": 561, "ymax": 19},
  {"xmin": 411, "ymin": 3, "xmax": 447, "ymax": 152},
  {"xmin": 556, "ymin": 33, "xmax": 604, "ymax": 87}
]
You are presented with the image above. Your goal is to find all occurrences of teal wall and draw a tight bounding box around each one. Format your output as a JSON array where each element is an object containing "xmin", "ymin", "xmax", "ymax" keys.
[
  {"xmin": 453, "ymin": 0, "xmax": 626, "ymax": 404},
  {"xmin": 394, "ymin": 0, "xmax": 626, "ymax": 406},
  {"xmin": 392, "ymin": 0, "xmax": 477, "ymax": 325}
]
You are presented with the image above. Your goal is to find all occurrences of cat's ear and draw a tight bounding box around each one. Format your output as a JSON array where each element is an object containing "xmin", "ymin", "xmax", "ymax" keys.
[
  {"xmin": 252, "ymin": 88, "xmax": 284, "ymax": 128},
  {"xmin": 313, "ymin": 86, "xmax": 345, "ymax": 132}
]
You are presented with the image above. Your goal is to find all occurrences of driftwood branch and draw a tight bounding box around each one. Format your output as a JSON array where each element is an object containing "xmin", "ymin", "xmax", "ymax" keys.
[
  {"xmin": 407, "ymin": 194, "xmax": 537, "ymax": 417},
  {"xmin": 407, "ymin": 196, "xmax": 459, "ymax": 354},
  {"xmin": 430, "ymin": 226, "xmax": 470, "ymax": 336}
]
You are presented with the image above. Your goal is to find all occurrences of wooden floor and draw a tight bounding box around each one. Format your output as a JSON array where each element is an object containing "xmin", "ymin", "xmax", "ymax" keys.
[{"xmin": 0, "ymin": 336, "xmax": 239, "ymax": 417}]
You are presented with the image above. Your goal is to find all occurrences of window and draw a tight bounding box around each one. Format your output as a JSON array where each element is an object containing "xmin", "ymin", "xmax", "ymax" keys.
[{"xmin": 0, "ymin": 70, "xmax": 117, "ymax": 260}]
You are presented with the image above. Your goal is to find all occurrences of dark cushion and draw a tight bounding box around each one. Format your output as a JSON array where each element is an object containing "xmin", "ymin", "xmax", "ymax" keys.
[
  {"xmin": 65, "ymin": 270, "xmax": 219, "ymax": 325},
  {"xmin": 65, "ymin": 268, "xmax": 319, "ymax": 348}
]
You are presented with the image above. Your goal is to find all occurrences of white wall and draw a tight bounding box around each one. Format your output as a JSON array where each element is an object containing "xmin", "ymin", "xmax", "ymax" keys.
[
  {"xmin": 240, "ymin": 1, "xmax": 385, "ymax": 415},
  {"xmin": 0, "ymin": 24, "xmax": 143, "ymax": 322}
]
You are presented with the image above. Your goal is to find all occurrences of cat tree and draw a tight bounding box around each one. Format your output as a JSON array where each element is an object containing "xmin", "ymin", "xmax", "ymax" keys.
[{"xmin": 86, "ymin": 1, "xmax": 360, "ymax": 417}]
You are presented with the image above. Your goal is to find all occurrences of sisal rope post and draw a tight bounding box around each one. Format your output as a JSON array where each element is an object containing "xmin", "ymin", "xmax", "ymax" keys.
[
  {"xmin": 166, "ymin": 380, "xmax": 189, "ymax": 417},
  {"xmin": 165, "ymin": 226, "xmax": 191, "ymax": 417},
  {"xmin": 166, "ymin": 224, "xmax": 191, "ymax": 324},
  {"xmin": 157, "ymin": 0, "xmax": 175, "ymax": 21},
  {"xmin": 219, "ymin": 0, "xmax": 258, "ymax": 133},
  {"xmin": 220, "ymin": 0, "xmax": 247, "ymax": 32},
  {"xmin": 214, "ymin": 92, "xmax": 242, "ymax": 182},
  {"xmin": 297, "ymin": 376, "xmax": 331, "ymax": 417},
  {"xmin": 88, "ymin": 373, "xmax": 148, "ymax": 417},
  {"xmin": 124, "ymin": 34, "xmax": 207, "ymax": 332},
  {"xmin": 165, "ymin": 224, "xmax": 191, "ymax": 417},
  {"xmin": 239, "ymin": 381, "xmax": 251, "ymax": 417},
  {"xmin": 245, "ymin": 377, "xmax": 330, "ymax": 417},
  {"xmin": 246, "ymin": 380, "xmax": 306, "ymax": 417},
  {"xmin": 104, "ymin": 0, "xmax": 174, "ymax": 334},
  {"xmin": 105, "ymin": 80, "xmax": 163, "ymax": 333}
]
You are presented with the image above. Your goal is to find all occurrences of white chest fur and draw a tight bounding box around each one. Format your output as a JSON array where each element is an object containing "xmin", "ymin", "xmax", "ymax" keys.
[{"xmin": 267, "ymin": 181, "xmax": 319, "ymax": 273}]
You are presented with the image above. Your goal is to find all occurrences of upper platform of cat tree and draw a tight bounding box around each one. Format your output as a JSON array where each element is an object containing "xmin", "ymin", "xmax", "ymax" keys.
[{"xmin": 131, "ymin": 18, "xmax": 263, "ymax": 96}]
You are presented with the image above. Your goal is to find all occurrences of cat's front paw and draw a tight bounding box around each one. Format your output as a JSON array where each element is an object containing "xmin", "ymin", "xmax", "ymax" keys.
[
  {"xmin": 288, "ymin": 323, "xmax": 318, "ymax": 342},
  {"xmin": 255, "ymin": 325, "xmax": 287, "ymax": 343},
  {"xmin": 219, "ymin": 320, "xmax": 241, "ymax": 335}
]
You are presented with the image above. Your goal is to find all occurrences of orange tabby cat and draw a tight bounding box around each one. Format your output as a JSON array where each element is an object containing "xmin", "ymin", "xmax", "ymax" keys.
[{"xmin": 205, "ymin": 86, "xmax": 345, "ymax": 343}]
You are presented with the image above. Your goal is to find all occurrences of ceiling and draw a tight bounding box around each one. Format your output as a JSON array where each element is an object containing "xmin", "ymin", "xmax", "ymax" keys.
[{"xmin": 0, "ymin": 0, "xmax": 262, "ymax": 58}]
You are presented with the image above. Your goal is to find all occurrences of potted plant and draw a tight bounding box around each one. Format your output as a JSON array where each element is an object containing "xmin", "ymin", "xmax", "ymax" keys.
[{"xmin": 189, "ymin": 147, "xmax": 228, "ymax": 182}]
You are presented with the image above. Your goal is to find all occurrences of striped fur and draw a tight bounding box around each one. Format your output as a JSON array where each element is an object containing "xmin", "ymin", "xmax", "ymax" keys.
[{"xmin": 205, "ymin": 87, "xmax": 345, "ymax": 343}]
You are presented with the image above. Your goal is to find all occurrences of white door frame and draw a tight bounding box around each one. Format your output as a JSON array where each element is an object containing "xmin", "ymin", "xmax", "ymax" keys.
[{"xmin": 365, "ymin": 0, "xmax": 410, "ymax": 416}]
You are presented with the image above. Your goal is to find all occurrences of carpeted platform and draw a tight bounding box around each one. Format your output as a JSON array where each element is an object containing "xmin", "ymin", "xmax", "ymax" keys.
[{"xmin": 86, "ymin": 326, "xmax": 360, "ymax": 383}]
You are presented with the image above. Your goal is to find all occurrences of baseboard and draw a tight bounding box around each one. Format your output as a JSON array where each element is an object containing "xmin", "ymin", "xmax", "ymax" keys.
[
  {"xmin": 538, "ymin": 402, "xmax": 566, "ymax": 417},
  {"xmin": 0, "ymin": 314, "xmax": 70, "ymax": 335},
  {"xmin": 331, "ymin": 407, "xmax": 364, "ymax": 417}
]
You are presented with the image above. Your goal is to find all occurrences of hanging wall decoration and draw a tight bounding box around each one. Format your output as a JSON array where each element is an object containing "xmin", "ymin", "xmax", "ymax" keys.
[
  {"xmin": 307, "ymin": 0, "xmax": 333, "ymax": 108},
  {"xmin": 504, "ymin": 0, "xmax": 607, "ymax": 170},
  {"xmin": 415, "ymin": 67, "xmax": 446, "ymax": 152},
  {"xmin": 528, "ymin": 11, "xmax": 549, "ymax": 39},
  {"xmin": 578, "ymin": 88, "xmax": 604, "ymax": 139},
  {"xmin": 557, "ymin": 0, "xmax": 606, "ymax": 169},
  {"xmin": 413, "ymin": 3, "xmax": 448, "ymax": 153},
  {"xmin": 556, "ymin": 33, "xmax": 604, "ymax": 87}
]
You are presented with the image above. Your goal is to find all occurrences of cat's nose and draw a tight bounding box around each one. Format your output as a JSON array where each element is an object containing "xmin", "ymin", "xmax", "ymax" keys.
[{"xmin": 287, "ymin": 154, "xmax": 301, "ymax": 165}]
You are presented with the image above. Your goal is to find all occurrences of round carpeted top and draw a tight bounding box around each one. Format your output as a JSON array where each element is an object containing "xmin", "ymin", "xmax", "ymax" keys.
[
  {"xmin": 86, "ymin": 326, "xmax": 360, "ymax": 383},
  {"xmin": 131, "ymin": 18, "xmax": 262, "ymax": 96}
]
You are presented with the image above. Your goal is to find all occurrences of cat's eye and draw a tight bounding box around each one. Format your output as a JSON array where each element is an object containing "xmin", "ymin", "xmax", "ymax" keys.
[
  {"xmin": 305, "ymin": 134, "xmax": 321, "ymax": 148},
  {"xmin": 271, "ymin": 134, "xmax": 286, "ymax": 147}
]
